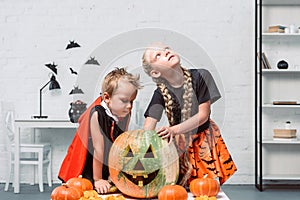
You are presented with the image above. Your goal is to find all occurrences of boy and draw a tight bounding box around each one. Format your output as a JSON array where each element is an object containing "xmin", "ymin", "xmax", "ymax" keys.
[{"xmin": 59, "ymin": 67, "xmax": 142, "ymax": 194}]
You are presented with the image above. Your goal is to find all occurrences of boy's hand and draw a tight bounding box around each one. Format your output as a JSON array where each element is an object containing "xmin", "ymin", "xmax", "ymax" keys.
[{"xmin": 94, "ymin": 179, "xmax": 112, "ymax": 194}]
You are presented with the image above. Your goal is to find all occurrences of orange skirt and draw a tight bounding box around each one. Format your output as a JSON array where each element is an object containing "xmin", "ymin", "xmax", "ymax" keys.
[{"xmin": 177, "ymin": 120, "xmax": 237, "ymax": 186}]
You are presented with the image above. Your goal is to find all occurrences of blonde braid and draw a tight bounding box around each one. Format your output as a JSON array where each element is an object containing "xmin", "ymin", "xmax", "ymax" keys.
[
  {"xmin": 157, "ymin": 83, "xmax": 176, "ymax": 126},
  {"xmin": 177, "ymin": 67, "xmax": 193, "ymax": 187},
  {"xmin": 172, "ymin": 67, "xmax": 193, "ymax": 150},
  {"xmin": 181, "ymin": 67, "xmax": 193, "ymax": 123},
  {"xmin": 156, "ymin": 67, "xmax": 193, "ymax": 128}
]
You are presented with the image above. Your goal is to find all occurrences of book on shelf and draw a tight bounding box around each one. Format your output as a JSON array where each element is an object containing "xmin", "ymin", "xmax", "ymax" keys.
[
  {"xmin": 273, "ymin": 129, "xmax": 297, "ymax": 138},
  {"xmin": 257, "ymin": 52, "xmax": 266, "ymax": 69},
  {"xmin": 262, "ymin": 52, "xmax": 271, "ymax": 69},
  {"xmin": 273, "ymin": 101, "xmax": 298, "ymax": 105},
  {"xmin": 257, "ymin": 52, "xmax": 271, "ymax": 69},
  {"xmin": 268, "ymin": 29, "xmax": 284, "ymax": 33},
  {"xmin": 267, "ymin": 25, "xmax": 286, "ymax": 33}
]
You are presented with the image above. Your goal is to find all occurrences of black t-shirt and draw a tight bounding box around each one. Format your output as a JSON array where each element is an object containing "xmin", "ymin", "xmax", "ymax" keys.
[
  {"xmin": 82, "ymin": 105, "xmax": 124, "ymax": 184},
  {"xmin": 144, "ymin": 68, "xmax": 221, "ymax": 132}
]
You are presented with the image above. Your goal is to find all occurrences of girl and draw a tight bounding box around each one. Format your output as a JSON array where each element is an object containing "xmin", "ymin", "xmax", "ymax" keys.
[
  {"xmin": 59, "ymin": 67, "xmax": 142, "ymax": 194},
  {"xmin": 142, "ymin": 43, "xmax": 237, "ymax": 187}
]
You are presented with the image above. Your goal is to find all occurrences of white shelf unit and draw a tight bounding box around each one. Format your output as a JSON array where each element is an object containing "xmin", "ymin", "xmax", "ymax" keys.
[
  {"xmin": 262, "ymin": 0, "xmax": 300, "ymax": 6},
  {"xmin": 263, "ymin": 139, "xmax": 300, "ymax": 144},
  {"xmin": 262, "ymin": 104, "xmax": 300, "ymax": 108},
  {"xmin": 255, "ymin": 0, "xmax": 300, "ymax": 191},
  {"xmin": 263, "ymin": 174, "xmax": 300, "ymax": 181}
]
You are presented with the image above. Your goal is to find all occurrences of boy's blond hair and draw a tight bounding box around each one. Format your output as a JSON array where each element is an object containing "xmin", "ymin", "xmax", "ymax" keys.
[{"xmin": 101, "ymin": 67, "xmax": 142, "ymax": 96}]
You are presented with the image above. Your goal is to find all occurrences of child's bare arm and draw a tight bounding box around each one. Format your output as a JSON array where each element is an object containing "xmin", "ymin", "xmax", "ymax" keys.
[
  {"xmin": 90, "ymin": 111, "xmax": 111, "ymax": 193},
  {"xmin": 157, "ymin": 100, "xmax": 211, "ymax": 140},
  {"xmin": 143, "ymin": 116, "xmax": 158, "ymax": 130}
]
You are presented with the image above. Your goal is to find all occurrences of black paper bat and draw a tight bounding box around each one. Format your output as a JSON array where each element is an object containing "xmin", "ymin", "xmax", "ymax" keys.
[
  {"xmin": 69, "ymin": 86, "xmax": 84, "ymax": 95},
  {"xmin": 45, "ymin": 62, "xmax": 57, "ymax": 74},
  {"xmin": 85, "ymin": 57, "xmax": 100, "ymax": 65},
  {"xmin": 66, "ymin": 40, "xmax": 81, "ymax": 50},
  {"xmin": 69, "ymin": 67, "xmax": 78, "ymax": 75}
]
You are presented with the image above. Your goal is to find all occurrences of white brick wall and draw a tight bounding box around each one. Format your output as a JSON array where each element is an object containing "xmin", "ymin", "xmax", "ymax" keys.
[{"xmin": 0, "ymin": 0, "xmax": 254, "ymax": 184}]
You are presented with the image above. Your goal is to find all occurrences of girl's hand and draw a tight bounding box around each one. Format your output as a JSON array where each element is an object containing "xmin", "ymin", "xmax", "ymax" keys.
[
  {"xmin": 94, "ymin": 179, "xmax": 112, "ymax": 194},
  {"xmin": 157, "ymin": 126, "xmax": 175, "ymax": 143}
]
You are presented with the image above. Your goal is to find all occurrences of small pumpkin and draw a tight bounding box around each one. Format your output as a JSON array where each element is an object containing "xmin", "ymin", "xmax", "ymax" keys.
[
  {"xmin": 83, "ymin": 190, "xmax": 98, "ymax": 198},
  {"xmin": 194, "ymin": 195, "xmax": 217, "ymax": 200},
  {"xmin": 105, "ymin": 195, "xmax": 125, "ymax": 200},
  {"xmin": 67, "ymin": 175, "xmax": 93, "ymax": 191},
  {"xmin": 109, "ymin": 130, "xmax": 179, "ymax": 198},
  {"xmin": 108, "ymin": 185, "xmax": 118, "ymax": 193},
  {"xmin": 189, "ymin": 175, "xmax": 220, "ymax": 197},
  {"xmin": 158, "ymin": 184, "xmax": 188, "ymax": 200},
  {"xmin": 51, "ymin": 183, "xmax": 83, "ymax": 200}
]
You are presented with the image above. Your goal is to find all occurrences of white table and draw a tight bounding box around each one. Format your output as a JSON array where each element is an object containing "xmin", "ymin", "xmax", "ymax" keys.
[
  {"xmin": 99, "ymin": 191, "xmax": 230, "ymax": 199},
  {"xmin": 14, "ymin": 119, "xmax": 77, "ymax": 193}
]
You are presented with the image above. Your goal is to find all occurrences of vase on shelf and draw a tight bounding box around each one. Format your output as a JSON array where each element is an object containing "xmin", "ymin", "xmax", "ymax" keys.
[
  {"xmin": 277, "ymin": 60, "xmax": 288, "ymax": 69},
  {"xmin": 68, "ymin": 100, "xmax": 87, "ymax": 123}
]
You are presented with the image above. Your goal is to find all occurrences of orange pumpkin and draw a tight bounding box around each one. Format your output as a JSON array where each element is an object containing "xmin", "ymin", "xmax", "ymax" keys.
[
  {"xmin": 189, "ymin": 175, "xmax": 220, "ymax": 197},
  {"xmin": 83, "ymin": 189, "xmax": 98, "ymax": 198},
  {"xmin": 158, "ymin": 184, "xmax": 188, "ymax": 200},
  {"xmin": 51, "ymin": 183, "xmax": 83, "ymax": 200},
  {"xmin": 109, "ymin": 130, "xmax": 179, "ymax": 198},
  {"xmin": 66, "ymin": 175, "xmax": 93, "ymax": 191}
]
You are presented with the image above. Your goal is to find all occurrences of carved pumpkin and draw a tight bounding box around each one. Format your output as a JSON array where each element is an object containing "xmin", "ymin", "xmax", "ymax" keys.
[
  {"xmin": 189, "ymin": 175, "xmax": 220, "ymax": 197},
  {"xmin": 158, "ymin": 183, "xmax": 188, "ymax": 200},
  {"xmin": 51, "ymin": 183, "xmax": 83, "ymax": 200},
  {"xmin": 66, "ymin": 175, "xmax": 93, "ymax": 191},
  {"xmin": 108, "ymin": 130, "xmax": 179, "ymax": 198}
]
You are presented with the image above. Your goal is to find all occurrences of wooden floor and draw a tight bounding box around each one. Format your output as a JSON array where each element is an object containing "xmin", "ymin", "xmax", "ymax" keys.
[{"xmin": 1, "ymin": 183, "xmax": 300, "ymax": 200}]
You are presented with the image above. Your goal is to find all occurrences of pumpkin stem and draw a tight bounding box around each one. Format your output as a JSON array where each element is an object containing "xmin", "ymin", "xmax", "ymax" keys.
[
  {"xmin": 62, "ymin": 183, "xmax": 69, "ymax": 188},
  {"xmin": 78, "ymin": 175, "xmax": 83, "ymax": 178},
  {"xmin": 203, "ymin": 174, "xmax": 208, "ymax": 179}
]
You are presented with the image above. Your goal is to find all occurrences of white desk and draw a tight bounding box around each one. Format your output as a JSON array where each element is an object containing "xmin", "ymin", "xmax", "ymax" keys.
[{"xmin": 14, "ymin": 119, "xmax": 77, "ymax": 193}]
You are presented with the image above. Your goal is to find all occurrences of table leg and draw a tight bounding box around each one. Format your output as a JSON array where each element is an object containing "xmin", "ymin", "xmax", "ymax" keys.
[
  {"xmin": 32, "ymin": 128, "xmax": 36, "ymax": 185},
  {"xmin": 14, "ymin": 126, "xmax": 20, "ymax": 193}
]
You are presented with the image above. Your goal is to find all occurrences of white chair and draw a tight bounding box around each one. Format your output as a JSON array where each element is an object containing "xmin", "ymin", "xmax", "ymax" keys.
[{"xmin": 4, "ymin": 111, "xmax": 52, "ymax": 192}]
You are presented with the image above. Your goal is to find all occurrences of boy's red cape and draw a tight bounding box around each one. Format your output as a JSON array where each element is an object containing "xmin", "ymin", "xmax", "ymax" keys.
[{"xmin": 58, "ymin": 96, "xmax": 102, "ymax": 182}]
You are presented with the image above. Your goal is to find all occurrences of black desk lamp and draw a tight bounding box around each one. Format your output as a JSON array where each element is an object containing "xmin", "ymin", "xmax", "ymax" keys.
[{"xmin": 33, "ymin": 74, "xmax": 61, "ymax": 119}]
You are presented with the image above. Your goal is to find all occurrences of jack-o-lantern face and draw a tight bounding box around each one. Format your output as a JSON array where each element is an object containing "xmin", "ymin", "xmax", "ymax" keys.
[{"xmin": 108, "ymin": 130, "xmax": 179, "ymax": 198}]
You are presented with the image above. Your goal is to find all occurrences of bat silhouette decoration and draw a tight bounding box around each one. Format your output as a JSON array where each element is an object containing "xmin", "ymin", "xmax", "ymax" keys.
[
  {"xmin": 226, "ymin": 164, "xmax": 234, "ymax": 170},
  {"xmin": 69, "ymin": 86, "xmax": 84, "ymax": 95},
  {"xmin": 201, "ymin": 158, "xmax": 216, "ymax": 165},
  {"xmin": 45, "ymin": 62, "xmax": 58, "ymax": 74},
  {"xmin": 206, "ymin": 167, "xmax": 216, "ymax": 172},
  {"xmin": 66, "ymin": 40, "xmax": 81, "ymax": 49},
  {"xmin": 85, "ymin": 57, "xmax": 100, "ymax": 65},
  {"xmin": 223, "ymin": 156, "xmax": 233, "ymax": 165},
  {"xmin": 69, "ymin": 67, "xmax": 78, "ymax": 75}
]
